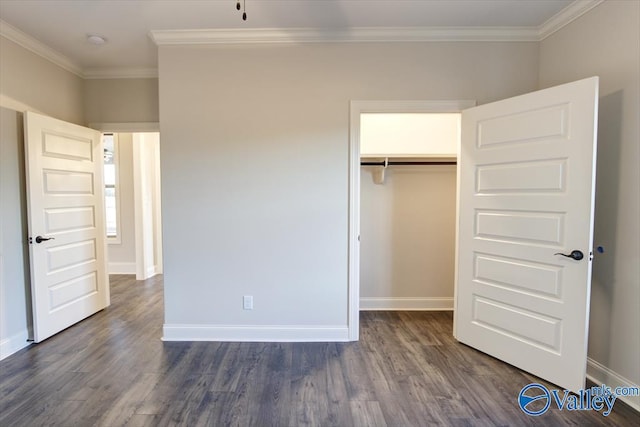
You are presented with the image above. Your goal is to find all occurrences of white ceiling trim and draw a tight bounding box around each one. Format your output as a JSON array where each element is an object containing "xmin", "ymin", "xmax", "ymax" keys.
[
  {"xmin": 538, "ymin": 0, "xmax": 604, "ymax": 40},
  {"xmin": 0, "ymin": 19, "xmax": 158, "ymax": 80},
  {"xmin": 149, "ymin": 0, "xmax": 605, "ymax": 46},
  {"xmin": 83, "ymin": 67, "xmax": 159, "ymax": 79},
  {"xmin": 0, "ymin": 1, "xmax": 604, "ymax": 79},
  {"xmin": 0, "ymin": 19, "xmax": 83, "ymax": 77},
  {"xmin": 88, "ymin": 122, "xmax": 160, "ymax": 132},
  {"xmin": 150, "ymin": 26, "xmax": 541, "ymax": 45}
]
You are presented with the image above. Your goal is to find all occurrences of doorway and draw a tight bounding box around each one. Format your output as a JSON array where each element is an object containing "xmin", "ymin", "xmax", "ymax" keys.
[
  {"xmin": 359, "ymin": 112, "xmax": 460, "ymax": 310},
  {"xmin": 98, "ymin": 127, "xmax": 163, "ymax": 281},
  {"xmin": 347, "ymin": 100, "xmax": 475, "ymax": 340},
  {"xmin": 349, "ymin": 78, "xmax": 600, "ymax": 393}
]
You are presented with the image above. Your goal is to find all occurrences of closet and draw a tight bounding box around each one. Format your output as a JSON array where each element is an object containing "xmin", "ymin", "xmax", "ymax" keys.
[{"xmin": 359, "ymin": 113, "xmax": 460, "ymax": 310}]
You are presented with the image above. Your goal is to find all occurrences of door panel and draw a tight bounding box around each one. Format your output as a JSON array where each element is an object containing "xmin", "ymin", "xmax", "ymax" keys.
[
  {"xmin": 455, "ymin": 77, "xmax": 599, "ymax": 392},
  {"xmin": 24, "ymin": 111, "xmax": 109, "ymax": 343}
]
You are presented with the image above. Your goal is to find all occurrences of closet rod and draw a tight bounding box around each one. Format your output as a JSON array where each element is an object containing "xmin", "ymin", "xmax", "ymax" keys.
[{"xmin": 360, "ymin": 160, "xmax": 457, "ymax": 166}]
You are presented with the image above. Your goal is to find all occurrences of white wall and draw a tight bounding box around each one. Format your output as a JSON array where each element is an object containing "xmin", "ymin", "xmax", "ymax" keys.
[
  {"xmin": 107, "ymin": 133, "xmax": 137, "ymax": 274},
  {"xmin": 539, "ymin": 0, "xmax": 640, "ymax": 407},
  {"xmin": 0, "ymin": 107, "xmax": 32, "ymax": 359},
  {"xmin": 133, "ymin": 132, "xmax": 163, "ymax": 279},
  {"xmin": 158, "ymin": 42, "xmax": 539, "ymax": 340},
  {"xmin": 0, "ymin": 36, "xmax": 85, "ymax": 359},
  {"xmin": 84, "ymin": 78, "xmax": 159, "ymax": 124},
  {"xmin": 360, "ymin": 166, "xmax": 457, "ymax": 310},
  {"xmin": 0, "ymin": 37, "xmax": 84, "ymax": 124},
  {"xmin": 360, "ymin": 113, "xmax": 459, "ymax": 157}
]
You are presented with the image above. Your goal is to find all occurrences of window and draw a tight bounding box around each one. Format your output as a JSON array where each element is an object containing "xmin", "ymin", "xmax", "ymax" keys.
[{"xmin": 103, "ymin": 133, "xmax": 121, "ymax": 243}]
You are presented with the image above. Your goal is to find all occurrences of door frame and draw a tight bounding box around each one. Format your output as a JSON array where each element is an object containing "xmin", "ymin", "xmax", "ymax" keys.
[
  {"xmin": 132, "ymin": 132, "xmax": 163, "ymax": 280},
  {"xmin": 347, "ymin": 100, "xmax": 475, "ymax": 340},
  {"xmin": 89, "ymin": 122, "xmax": 162, "ymax": 279}
]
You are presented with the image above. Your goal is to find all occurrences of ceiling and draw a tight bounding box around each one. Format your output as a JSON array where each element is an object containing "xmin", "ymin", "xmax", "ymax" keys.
[{"xmin": 0, "ymin": 0, "xmax": 597, "ymax": 78}]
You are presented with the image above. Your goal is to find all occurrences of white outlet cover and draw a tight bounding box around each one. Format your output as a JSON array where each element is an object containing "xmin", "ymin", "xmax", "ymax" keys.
[{"xmin": 243, "ymin": 295, "xmax": 253, "ymax": 310}]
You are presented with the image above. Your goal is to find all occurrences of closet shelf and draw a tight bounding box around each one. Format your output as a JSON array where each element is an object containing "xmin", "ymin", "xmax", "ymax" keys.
[
  {"xmin": 360, "ymin": 155, "xmax": 457, "ymax": 167},
  {"xmin": 360, "ymin": 156, "xmax": 456, "ymax": 185}
]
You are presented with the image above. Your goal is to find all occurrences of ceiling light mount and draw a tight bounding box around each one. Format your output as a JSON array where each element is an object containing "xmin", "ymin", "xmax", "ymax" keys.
[{"xmin": 87, "ymin": 34, "xmax": 107, "ymax": 45}]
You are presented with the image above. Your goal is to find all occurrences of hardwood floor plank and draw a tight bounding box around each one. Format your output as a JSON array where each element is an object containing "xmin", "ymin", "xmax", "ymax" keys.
[
  {"xmin": 248, "ymin": 343, "xmax": 292, "ymax": 426},
  {"xmin": 125, "ymin": 413, "xmax": 163, "ymax": 427},
  {"xmin": 350, "ymin": 400, "xmax": 388, "ymax": 427},
  {"xmin": 339, "ymin": 342, "xmax": 378, "ymax": 403},
  {"xmin": 1, "ymin": 274, "xmax": 638, "ymax": 427},
  {"xmin": 95, "ymin": 373, "xmax": 160, "ymax": 426},
  {"xmin": 208, "ymin": 342, "xmax": 248, "ymax": 392},
  {"xmin": 289, "ymin": 343, "xmax": 332, "ymax": 426}
]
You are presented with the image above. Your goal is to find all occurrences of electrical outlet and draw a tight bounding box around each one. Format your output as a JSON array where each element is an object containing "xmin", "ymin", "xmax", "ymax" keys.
[{"xmin": 243, "ymin": 295, "xmax": 253, "ymax": 310}]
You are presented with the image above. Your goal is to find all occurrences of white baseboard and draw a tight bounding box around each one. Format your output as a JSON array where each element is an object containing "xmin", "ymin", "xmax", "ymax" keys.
[
  {"xmin": 146, "ymin": 265, "xmax": 157, "ymax": 277},
  {"xmin": 162, "ymin": 324, "xmax": 350, "ymax": 342},
  {"xmin": 0, "ymin": 330, "xmax": 31, "ymax": 361},
  {"xmin": 148, "ymin": 265, "xmax": 163, "ymax": 277},
  {"xmin": 360, "ymin": 297, "xmax": 454, "ymax": 311},
  {"xmin": 587, "ymin": 357, "xmax": 640, "ymax": 412},
  {"xmin": 108, "ymin": 262, "xmax": 136, "ymax": 275},
  {"xmin": 135, "ymin": 264, "xmax": 162, "ymax": 280}
]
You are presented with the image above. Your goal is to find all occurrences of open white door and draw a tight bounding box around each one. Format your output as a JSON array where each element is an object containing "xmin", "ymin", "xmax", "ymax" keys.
[
  {"xmin": 455, "ymin": 77, "xmax": 599, "ymax": 392},
  {"xmin": 24, "ymin": 111, "xmax": 110, "ymax": 343}
]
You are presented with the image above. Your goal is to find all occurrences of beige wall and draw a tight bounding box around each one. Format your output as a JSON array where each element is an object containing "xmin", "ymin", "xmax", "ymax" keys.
[
  {"xmin": 0, "ymin": 36, "xmax": 84, "ymax": 125},
  {"xmin": 0, "ymin": 107, "xmax": 32, "ymax": 357},
  {"xmin": 107, "ymin": 133, "xmax": 137, "ymax": 271},
  {"xmin": 158, "ymin": 42, "xmax": 538, "ymax": 335},
  {"xmin": 540, "ymin": 0, "xmax": 640, "ymax": 395},
  {"xmin": 360, "ymin": 166, "xmax": 457, "ymax": 307},
  {"xmin": 84, "ymin": 78, "xmax": 159, "ymax": 124}
]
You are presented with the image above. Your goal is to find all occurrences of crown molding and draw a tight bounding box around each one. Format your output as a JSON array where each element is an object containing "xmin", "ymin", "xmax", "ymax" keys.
[
  {"xmin": 0, "ymin": 19, "xmax": 158, "ymax": 79},
  {"xmin": 83, "ymin": 67, "xmax": 158, "ymax": 79},
  {"xmin": 150, "ymin": 26, "xmax": 541, "ymax": 45},
  {"xmin": 0, "ymin": 19, "xmax": 83, "ymax": 77},
  {"xmin": 1, "ymin": 1, "xmax": 605, "ymax": 79},
  {"xmin": 538, "ymin": 0, "xmax": 604, "ymax": 40},
  {"xmin": 149, "ymin": 0, "xmax": 606, "ymax": 46},
  {"xmin": 88, "ymin": 122, "xmax": 160, "ymax": 132}
]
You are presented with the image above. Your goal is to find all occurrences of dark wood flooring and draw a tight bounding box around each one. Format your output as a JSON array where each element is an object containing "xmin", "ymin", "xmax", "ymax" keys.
[{"xmin": 1, "ymin": 275, "xmax": 638, "ymax": 426}]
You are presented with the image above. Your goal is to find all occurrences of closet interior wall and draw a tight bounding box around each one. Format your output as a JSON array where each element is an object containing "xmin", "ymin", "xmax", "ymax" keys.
[{"xmin": 360, "ymin": 164, "xmax": 457, "ymax": 310}]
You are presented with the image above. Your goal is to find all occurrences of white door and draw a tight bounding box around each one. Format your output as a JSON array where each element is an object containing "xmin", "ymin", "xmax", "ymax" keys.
[
  {"xmin": 455, "ymin": 77, "xmax": 599, "ymax": 393},
  {"xmin": 24, "ymin": 111, "xmax": 110, "ymax": 343}
]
